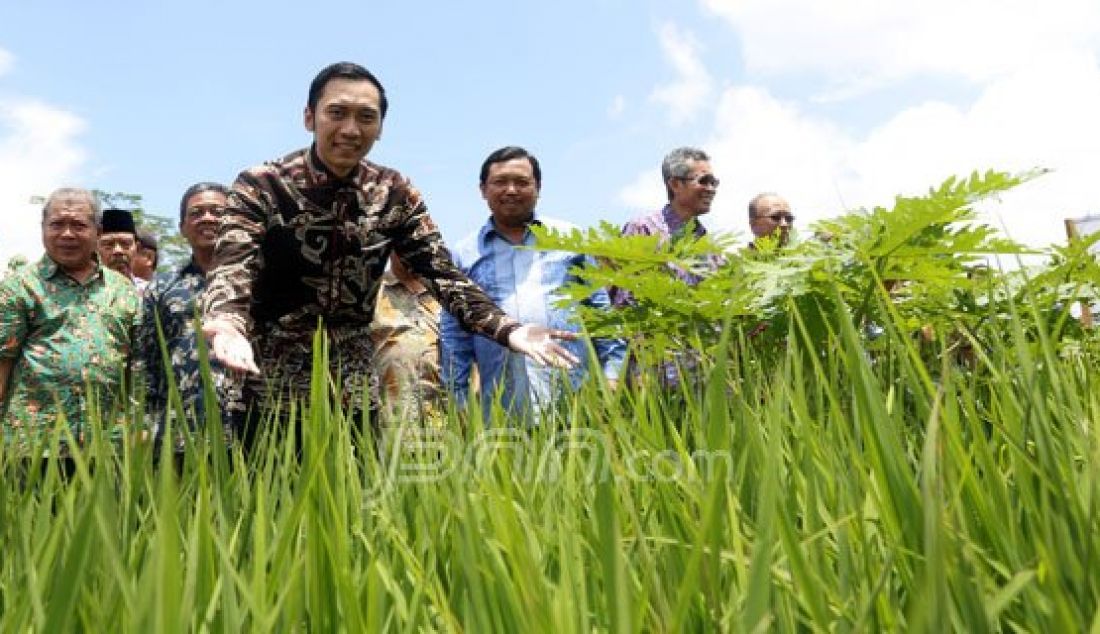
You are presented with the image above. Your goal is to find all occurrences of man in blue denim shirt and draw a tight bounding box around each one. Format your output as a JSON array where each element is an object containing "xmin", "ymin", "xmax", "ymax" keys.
[{"xmin": 441, "ymin": 146, "xmax": 625, "ymax": 422}]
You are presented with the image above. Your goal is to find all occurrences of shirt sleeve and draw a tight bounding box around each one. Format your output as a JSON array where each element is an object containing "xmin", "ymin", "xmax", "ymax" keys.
[
  {"xmin": 0, "ymin": 274, "xmax": 29, "ymax": 360},
  {"xmin": 201, "ymin": 170, "xmax": 269, "ymax": 336},
  {"xmin": 439, "ymin": 255, "xmax": 475, "ymax": 406},
  {"xmin": 578, "ymin": 256, "xmax": 626, "ymax": 380},
  {"xmin": 136, "ymin": 281, "xmax": 166, "ymax": 412},
  {"xmin": 386, "ymin": 180, "xmax": 520, "ymax": 347}
]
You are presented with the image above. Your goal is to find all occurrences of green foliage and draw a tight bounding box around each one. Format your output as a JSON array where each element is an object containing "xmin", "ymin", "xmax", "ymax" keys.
[
  {"xmin": 533, "ymin": 169, "xmax": 1075, "ymax": 364},
  {"xmin": 3, "ymin": 255, "xmax": 28, "ymax": 279},
  {"xmin": 0, "ymin": 169, "xmax": 1097, "ymax": 630},
  {"xmin": 1, "ymin": 285, "xmax": 1099, "ymax": 630}
]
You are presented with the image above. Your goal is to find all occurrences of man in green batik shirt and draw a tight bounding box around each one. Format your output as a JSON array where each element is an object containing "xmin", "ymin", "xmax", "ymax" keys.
[{"xmin": 0, "ymin": 188, "xmax": 141, "ymax": 445}]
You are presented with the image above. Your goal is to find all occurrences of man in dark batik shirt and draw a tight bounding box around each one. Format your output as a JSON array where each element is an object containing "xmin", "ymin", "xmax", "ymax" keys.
[
  {"xmin": 138, "ymin": 182, "xmax": 238, "ymax": 450},
  {"xmin": 201, "ymin": 62, "xmax": 578, "ymax": 444}
]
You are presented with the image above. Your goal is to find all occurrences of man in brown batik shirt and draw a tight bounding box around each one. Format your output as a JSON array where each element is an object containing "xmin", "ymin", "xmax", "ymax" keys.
[{"xmin": 201, "ymin": 62, "xmax": 577, "ymax": 443}]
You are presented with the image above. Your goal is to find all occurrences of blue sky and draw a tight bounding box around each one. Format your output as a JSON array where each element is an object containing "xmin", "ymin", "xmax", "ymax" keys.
[{"xmin": 3, "ymin": 0, "xmax": 1100, "ymax": 266}]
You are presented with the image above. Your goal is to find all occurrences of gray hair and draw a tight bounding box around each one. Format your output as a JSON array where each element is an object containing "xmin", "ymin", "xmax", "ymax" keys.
[
  {"xmin": 661, "ymin": 146, "xmax": 710, "ymax": 201},
  {"xmin": 748, "ymin": 192, "xmax": 781, "ymax": 219},
  {"xmin": 41, "ymin": 187, "xmax": 101, "ymax": 224}
]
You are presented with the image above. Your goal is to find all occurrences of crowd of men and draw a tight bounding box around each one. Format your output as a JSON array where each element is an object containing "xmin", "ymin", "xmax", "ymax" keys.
[{"xmin": 0, "ymin": 62, "xmax": 795, "ymax": 454}]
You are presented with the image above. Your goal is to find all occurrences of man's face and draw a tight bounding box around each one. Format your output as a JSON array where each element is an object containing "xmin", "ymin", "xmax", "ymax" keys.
[
  {"xmin": 98, "ymin": 231, "xmax": 137, "ymax": 277},
  {"xmin": 668, "ymin": 160, "xmax": 718, "ymax": 217},
  {"xmin": 304, "ymin": 78, "xmax": 383, "ymax": 177},
  {"xmin": 480, "ymin": 158, "xmax": 539, "ymax": 232},
  {"xmin": 750, "ymin": 195, "xmax": 794, "ymax": 246},
  {"xmin": 42, "ymin": 198, "xmax": 98, "ymax": 273},
  {"xmin": 133, "ymin": 246, "xmax": 157, "ymax": 280},
  {"xmin": 180, "ymin": 190, "xmax": 228, "ymax": 252}
]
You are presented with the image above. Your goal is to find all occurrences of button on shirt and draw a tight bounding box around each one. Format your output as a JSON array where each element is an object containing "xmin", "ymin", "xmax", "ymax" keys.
[{"xmin": 441, "ymin": 216, "xmax": 625, "ymax": 420}]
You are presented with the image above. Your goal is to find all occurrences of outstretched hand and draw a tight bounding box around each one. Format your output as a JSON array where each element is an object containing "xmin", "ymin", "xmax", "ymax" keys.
[
  {"xmin": 507, "ymin": 324, "xmax": 581, "ymax": 369},
  {"xmin": 202, "ymin": 319, "xmax": 261, "ymax": 375}
]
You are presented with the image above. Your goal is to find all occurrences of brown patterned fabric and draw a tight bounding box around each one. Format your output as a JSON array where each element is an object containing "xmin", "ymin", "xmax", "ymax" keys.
[
  {"xmin": 370, "ymin": 272, "xmax": 443, "ymax": 424},
  {"xmin": 202, "ymin": 146, "xmax": 518, "ymax": 413}
]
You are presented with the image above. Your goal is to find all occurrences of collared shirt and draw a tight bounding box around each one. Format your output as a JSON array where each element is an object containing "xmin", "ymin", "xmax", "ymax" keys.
[
  {"xmin": 202, "ymin": 146, "xmax": 520, "ymax": 411},
  {"xmin": 370, "ymin": 272, "xmax": 443, "ymax": 424},
  {"xmin": 441, "ymin": 216, "xmax": 625, "ymax": 421},
  {"xmin": 137, "ymin": 258, "xmax": 237, "ymax": 448},
  {"xmin": 0, "ymin": 256, "xmax": 140, "ymax": 442}
]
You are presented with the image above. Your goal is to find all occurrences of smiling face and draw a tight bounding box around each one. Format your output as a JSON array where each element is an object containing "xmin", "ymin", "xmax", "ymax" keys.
[
  {"xmin": 42, "ymin": 196, "xmax": 98, "ymax": 277},
  {"xmin": 304, "ymin": 77, "xmax": 383, "ymax": 177},
  {"xmin": 481, "ymin": 157, "xmax": 540, "ymax": 237},
  {"xmin": 668, "ymin": 159, "xmax": 718, "ymax": 219},
  {"xmin": 180, "ymin": 189, "xmax": 228, "ymax": 253}
]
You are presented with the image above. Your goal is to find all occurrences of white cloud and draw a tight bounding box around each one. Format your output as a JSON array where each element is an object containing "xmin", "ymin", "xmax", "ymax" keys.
[
  {"xmin": 620, "ymin": 48, "xmax": 1100, "ymax": 251},
  {"xmin": 649, "ymin": 22, "xmax": 714, "ymax": 124},
  {"xmin": 0, "ymin": 49, "xmax": 13, "ymax": 76},
  {"xmin": 0, "ymin": 97, "xmax": 89, "ymax": 266},
  {"xmin": 702, "ymin": 0, "xmax": 1100, "ymax": 96},
  {"xmin": 607, "ymin": 94, "xmax": 626, "ymax": 119},
  {"xmin": 618, "ymin": 168, "xmax": 664, "ymax": 210}
]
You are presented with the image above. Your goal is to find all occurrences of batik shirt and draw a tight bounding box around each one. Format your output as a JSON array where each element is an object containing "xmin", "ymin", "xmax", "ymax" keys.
[
  {"xmin": 441, "ymin": 216, "xmax": 625, "ymax": 421},
  {"xmin": 137, "ymin": 258, "xmax": 237, "ymax": 448},
  {"xmin": 202, "ymin": 146, "xmax": 520, "ymax": 412},
  {"xmin": 370, "ymin": 272, "xmax": 443, "ymax": 424},
  {"xmin": 0, "ymin": 256, "xmax": 140, "ymax": 442}
]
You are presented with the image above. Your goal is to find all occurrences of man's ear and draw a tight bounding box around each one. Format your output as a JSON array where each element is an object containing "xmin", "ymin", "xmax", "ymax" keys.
[
  {"xmin": 479, "ymin": 184, "xmax": 489, "ymax": 202},
  {"xmin": 303, "ymin": 106, "xmax": 315, "ymax": 133}
]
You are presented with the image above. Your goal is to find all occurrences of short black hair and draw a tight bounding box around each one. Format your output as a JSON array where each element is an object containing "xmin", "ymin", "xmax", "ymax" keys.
[
  {"xmin": 479, "ymin": 146, "xmax": 542, "ymax": 188},
  {"xmin": 179, "ymin": 182, "xmax": 230, "ymax": 224},
  {"xmin": 136, "ymin": 228, "xmax": 159, "ymax": 267},
  {"xmin": 136, "ymin": 228, "xmax": 158, "ymax": 251},
  {"xmin": 307, "ymin": 62, "xmax": 388, "ymax": 119}
]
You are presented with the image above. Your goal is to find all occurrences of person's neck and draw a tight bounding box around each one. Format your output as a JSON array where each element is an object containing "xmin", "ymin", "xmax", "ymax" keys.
[
  {"xmin": 314, "ymin": 148, "xmax": 356, "ymax": 181},
  {"xmin": 492, "ymin": 219, "xmax": 529, "ymax": 245},
  {"xmin": 61, "ymin": 260, "xmax": 97, "ymax": 284},
  {"xmin": 668, "ymin": 202, "xmax": 697, "ymax": 224},
  {"xmin": 193, "ymin": 248, "xmax": 214, "ymax": 273}
]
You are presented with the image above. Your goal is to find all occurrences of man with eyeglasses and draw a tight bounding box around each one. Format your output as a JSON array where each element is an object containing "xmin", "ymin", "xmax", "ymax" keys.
[
  {"xmin": 442, "ymin": 146, "xmax": 625, "ymax": 423},
  {"xmin": 610, "ymin": 147, "xmax": 725, "ymax": 387},
  {"xmin": 748, "ymin": 192, "xmax": 794, "ymax": 248},
  {"xmin": 200, "ymin": 62, "xmax": 579, "ymax": 449},
  {"xmin": 611, "ymin": 147, "xmax": 723, "ymax": 306},
  {"xmin": 137, "ymin": 182, "xmax": 237, "ymax": 452}
]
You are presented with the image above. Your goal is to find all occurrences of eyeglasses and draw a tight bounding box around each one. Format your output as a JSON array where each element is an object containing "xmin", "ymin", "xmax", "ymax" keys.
[
  {"xmin": 676, "ymin": 174, "xmax": 721, "ymax": 188},
  {"xmin": 755, "ymin": 213, "xmax": 796, "ymax": 224},
  {"xmin": 486, "ymin": 177, "xmax": 537, "ymax": 191},
  {"xmin": 186, "ymin": 205, "xmax": 227, "ymax": 219}
]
